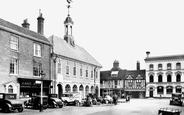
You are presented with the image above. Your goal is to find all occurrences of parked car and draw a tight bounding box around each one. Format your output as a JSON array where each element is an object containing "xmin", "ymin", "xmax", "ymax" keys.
[
  {"xmin": 25, "ymin": 95, "xmax": 48, "ymax": 109},
  {"xmin": 170, "ymin": 93, "xmax": 183, "ymax": 106},
  {"xmin": 103, "ymin": 95, "xmax": 113, "ymax": 104},
  {"xmin": 48, "ymin": 94, "xmax": 63, "ymax": 108},
  {"xmin": 61, "ymin": 92, "xmax": 82, "ymax": 106},
  {"xmin": 0, "ymin": 93, "xmax": 24, "ymax": 113}
]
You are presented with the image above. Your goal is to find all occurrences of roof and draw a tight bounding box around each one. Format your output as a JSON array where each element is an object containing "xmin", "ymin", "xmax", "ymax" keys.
[
  {"xmin": 0, "ymin": 18, "xmax": 50, "ymax": 45},
  {"xmin": 125, "ymin": 70, "xmax": 146, "ymax": 80},
  {"xmin": 100, "ymin": 69, "xmax": 145, "ymax": 80},
  {"xmin": 64, "ymin": 15, "xmax": 74, "ymax": 25},
  {"xmin": 145, "ymin": 54, "xmax": 184, "ymax": 62},
  {"xmin": 100, "ymin": 69, "xmax": 127, "ymax": 80},
  {"xmin": 48, "ymin": 35, "xmax": 102, "ymax": 67}
]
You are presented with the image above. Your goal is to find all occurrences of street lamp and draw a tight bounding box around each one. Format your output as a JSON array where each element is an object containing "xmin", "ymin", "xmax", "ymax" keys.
[{"xmin": 39, "ymin": 70, "xmax": 45, "ymax": 112}]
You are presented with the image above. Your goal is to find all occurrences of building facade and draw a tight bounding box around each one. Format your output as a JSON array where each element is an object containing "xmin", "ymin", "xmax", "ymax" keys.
[
  {"xmin": 145, "ymin": 52, "xmax": 184, "ymax": 98},
  {"xmin": 100, "ymin": 60, "xmax": 146, "ymax": 98},
  {"xmin": 0, "ymin": 13, "xmax": 52, "ymax": 98},
  {"xmin": 100, "ymin": 60, "xmax": 125, "ymax": 98},
  {"xmin": 48, "ymin": 8, "xmax": 102, "ymax": 98},
  {"xmin": 124, "ymin": 62, "xmax": 146, "ymax": 98}
]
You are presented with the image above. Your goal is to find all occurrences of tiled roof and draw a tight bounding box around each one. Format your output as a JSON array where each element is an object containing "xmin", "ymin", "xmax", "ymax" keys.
[
  {"xmin": 125, "ymin": 70, "xmax": 146, "ymax": 79},
  {"xmin": 100, "ymin": 69, "xmax": 127, "ymax": 80},
  {"xmin": 0, "ymin": 18, "xmax": 50, "ymax": 45},
  {"xmin": 144, "ymin": 54, "xmax": 184, "ymax": 61},
  {"xmin": 48, "ymin": 35, "xmax": 102, "ymax": 67}
]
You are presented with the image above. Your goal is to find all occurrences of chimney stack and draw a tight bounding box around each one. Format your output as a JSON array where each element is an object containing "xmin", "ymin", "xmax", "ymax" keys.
[
  {"xmin": 22, "ymin": 19, "xmax": 30, "ymax": 29},
  {"xmin": 113, "ymin": 60, "xmax": 119, "ymax": 68},
  {"xmin": 37, "ymin": 10, "xmax": 44, "ymax": 35},
  {"xmin": 136, "ymin": 61, "xmax": 140, "ymax": 70},
  {"xmin": 146, "ymin": 51, "xmax": 150, "ymax": 58}
]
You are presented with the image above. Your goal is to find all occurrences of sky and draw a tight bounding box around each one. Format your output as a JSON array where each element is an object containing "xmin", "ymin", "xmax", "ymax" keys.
[{"xmin": 1, "ymin": 0, "xmax": 184, "ymax": 71}]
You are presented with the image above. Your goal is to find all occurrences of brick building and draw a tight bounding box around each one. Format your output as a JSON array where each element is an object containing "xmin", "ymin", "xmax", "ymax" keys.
[{"xmin": 0, "ymin": 13, "xmax": 52, "ymax": 98}]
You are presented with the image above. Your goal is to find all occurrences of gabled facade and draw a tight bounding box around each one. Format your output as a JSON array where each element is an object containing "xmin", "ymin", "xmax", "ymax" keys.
[
  {"xmin": 48, "ymin": 4, "xmax": 102, "ymax": 98},
  {"xmin": 0, "ymin": 13, "xmax": 52, "ymax": 98},
  {"xmin": 100, "ymin": 60, "xmax": 146, "ymax": 98},
  {"xmin": 145, "ymin": 52, "xmax": 184, "ymax": 98},
  {"xmin": 100, "ymin": 60, "xmax": 126, "ymax": 98},
  {"xmin": 124, "ymin": 63, "xmax": 146, "ymax": 98}
]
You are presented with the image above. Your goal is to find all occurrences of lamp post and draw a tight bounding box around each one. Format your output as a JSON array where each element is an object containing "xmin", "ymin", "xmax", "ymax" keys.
[{"xmin": 39, "ymin": 70, "xmax": 45, "ymax": 112}]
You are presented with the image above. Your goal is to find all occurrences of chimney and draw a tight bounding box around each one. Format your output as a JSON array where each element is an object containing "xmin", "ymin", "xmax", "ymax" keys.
[
  {"xmin": 113, "ymin": 60, "xmax": 119, "ymax": 68},
  {"xmin": 22, "ymin": 19, "xmax": 30, "ymax": 29},
  {"xmin": 146, "ymin": 51, "xmax": 150, "ymax": 58},
  {"xmin": 136, "ymin": 61, "xmax": 140, "ymax": 70},
  {"xmin": 37, "ymin": 10, "xmax": 44, "ymax": 35}
]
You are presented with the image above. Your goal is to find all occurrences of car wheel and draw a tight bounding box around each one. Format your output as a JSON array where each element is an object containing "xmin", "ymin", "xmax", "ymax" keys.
[
  {"xmin": 59, "ymin": 105, "xmax": 63, "ymax": 108},
  {"xmin": 3, "ymin": 105, "xmax": 10, "ymax": 113},
  {"xmin": 18, "ymin": 108, "xmax": 23, "ymax": 112}
]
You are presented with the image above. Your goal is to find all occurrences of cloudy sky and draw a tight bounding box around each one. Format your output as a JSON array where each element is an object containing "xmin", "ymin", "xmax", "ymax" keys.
[{"xmin": 1, "ymin": 0, "xmax": 184, "ymax": 70}]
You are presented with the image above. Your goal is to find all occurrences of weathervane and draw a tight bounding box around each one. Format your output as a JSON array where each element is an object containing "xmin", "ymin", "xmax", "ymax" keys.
[{"xmin": 66, "ymin": 0, "xmax": 73, "ymax": 15}]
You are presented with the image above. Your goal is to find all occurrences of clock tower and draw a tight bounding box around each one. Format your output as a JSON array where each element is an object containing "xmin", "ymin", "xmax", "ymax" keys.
[{"xmin": 64, "ymin": 1, "xmax": 75, "ymax": 47}]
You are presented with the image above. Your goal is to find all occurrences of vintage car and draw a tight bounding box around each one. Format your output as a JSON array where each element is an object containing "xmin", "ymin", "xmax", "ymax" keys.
[
  {"xmin": 0, "ymin": 93, "xmax": 24, "ymax": 113},
  {"xmin": 48, "ymin": 94, "xmax": 63, "ymax": 108},
  {"xmin": 61, "ymin": 92, "xmax": 82, "ymax": 106},
  {"xmin": 170, "ymin": 93, "xmax": 183, "ymax": 106},
  {"xmin": 25, "ymin": 95, "xmax": 48, "ymax": 109}
]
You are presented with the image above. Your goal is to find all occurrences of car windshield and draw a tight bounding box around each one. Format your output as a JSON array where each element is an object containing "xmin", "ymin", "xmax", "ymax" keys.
[{"xmin": 61, "ymin": 94, "xmax": 70, "ymax": 97}]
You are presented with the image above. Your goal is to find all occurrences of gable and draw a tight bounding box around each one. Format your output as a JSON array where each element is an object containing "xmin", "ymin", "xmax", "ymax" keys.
[
  {"xmin": 136, "ymin": 75, "xmax": 143, "ymax": 79},
  {"xmin": 126, "ymin": 75, "xmax": 133, "ymax": 79}
]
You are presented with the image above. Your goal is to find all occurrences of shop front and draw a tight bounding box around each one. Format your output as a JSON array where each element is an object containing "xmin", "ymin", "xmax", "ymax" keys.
[{"xmin": 18, "ymin": 78, "xmax": 51, "ymax": 98}]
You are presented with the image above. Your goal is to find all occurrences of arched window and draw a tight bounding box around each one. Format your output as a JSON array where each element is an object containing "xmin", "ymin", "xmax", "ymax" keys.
[
  {"xmin": 176, "ymin": 74, "xmax": 181, "ymax": 82},
  {"xmin": 167, "ymin": 75, "xmax": 172, "ymax": 82},
  {"xmin": 79, "ymin": 85, "xmax": 83, "ymax": 91},
  {"xmin": 166, "ymin": 86, "xmax": 173, "ymax": 94},
  {"xmin": 65, "ymin": 84, "xmax": 71, "ymax": 92},
  {"xmin": 167, "ymin": 63, "xmax": 172, "ymax": 70},
  {"xmin": 157, "ymin": 86, "xmax": 164, "ymax": 94},
  {"xmin": 149, "ymin": 64, "xmax": 154, "ymax": 71},
  {"xmin": 8, "ymin": 85, "xmax": 13, "ymax": 93},
  {"xmin": 176, "ymin": 62, "xmax": 181, "ymax": 70},
  {"xmin": 158, "ymin": 75, "xmax": 162, "ymax": 82},
  {"xmin": 158, "ymin": 64, "xmax": 162, "ymax": 70},
  {"xmin": 85, "ymin": 86, "xmax": 89, "ymax": 96},
  {"xmin": 176, "ymin": 86, "xmax": 182, "ymax": 93},
  {"xmin": 149, "ymin": 75, "xmax": 154, "ymax": 82},
  {"xmin": 73, "ymin": 85, "xmax": 77, "ymax": 92},
  {"xmin": 91, "ymin": 86, "xmax": 94, "ymax": 93}
]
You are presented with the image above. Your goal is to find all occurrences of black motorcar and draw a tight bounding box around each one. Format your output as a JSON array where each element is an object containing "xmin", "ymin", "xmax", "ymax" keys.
[
  {"xmin": 170, "ymin": 93, "xmax": 183, "ymax": 106},
  {"xmin": 48, "ymin": 94, "xmax": 63, "ymax": 108},
  {"xmin": 0, "ymin": 93, "xmax": 24, "ymax": 113},
  {"xmin": 25, "ymin": 95, "xmax": 48, "ymax": 109}
]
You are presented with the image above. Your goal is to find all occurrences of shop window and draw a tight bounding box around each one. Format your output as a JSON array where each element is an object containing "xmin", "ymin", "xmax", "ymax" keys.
[
  {"xmin": 167, "ymin": 75, "xmax": 172, "ymax": 82},
  {"xmin": 150, "ymin": 75, "xmax": 154, "ymax": 82},
  {"xmin": 157, "ymin": 86, "xmax": 163, "ymax": 94},
  {"xmin": 176, "ymin": 86, "xmax": 182, "ymax": 93},
  {"xmin": 176, "ymin": 74, "xmax": 181, "ymax": 82},
  {"xmin": 8, "ymin": 85, "xmax": 13, "ymax": 93},
  {"xmin": 166, "ymin": 86, "xmax": 173, "ymax": 94},
  {"xmin": 158, "ymin": 75, "xmax": 162, "ymax": 82}
]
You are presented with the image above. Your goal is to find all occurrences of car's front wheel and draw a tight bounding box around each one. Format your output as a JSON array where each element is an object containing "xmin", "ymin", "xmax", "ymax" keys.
[
  {"xmin": 3, "ymin": 104, "xmax": 10, "ymax": 113},
  {"xmin": 17, "ymin": 108, "xmax": 23, "ymax": 112}
]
